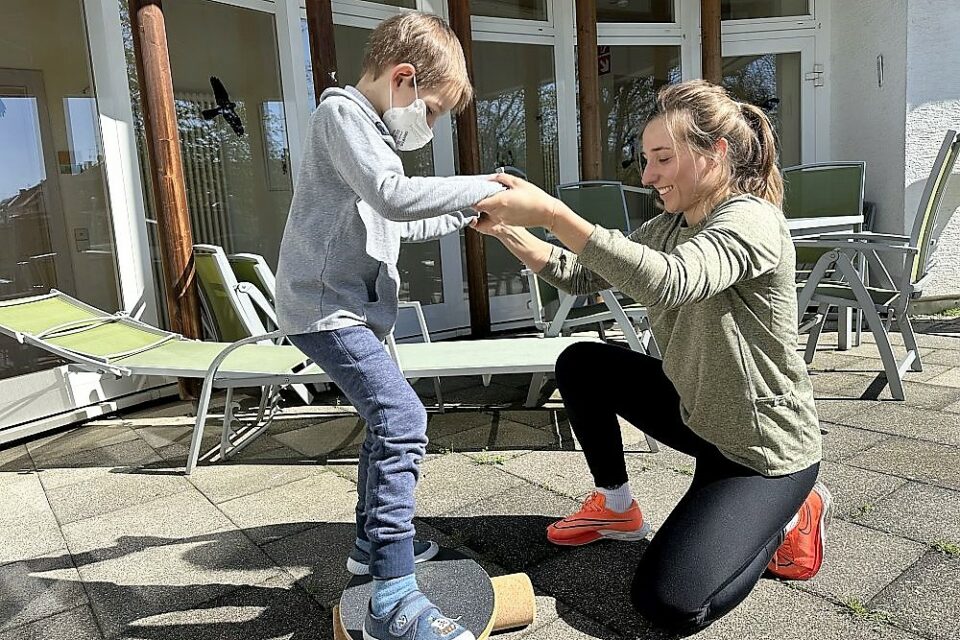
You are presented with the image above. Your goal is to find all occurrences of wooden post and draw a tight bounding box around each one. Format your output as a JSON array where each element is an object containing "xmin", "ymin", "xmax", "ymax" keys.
[
  {"xmin": 701, "ymin": 0, "xmax": 722, "ymax": 84},
  {"xmin": 575, "ymin": 0, "xmax": 602, "ymax": 180},
  {"xmin": 305, "ymin": 0, "xmax": 338, "ymax": 103},
  {"xmin": 448, "ymin": 0, "xmax": 491, "ymax": 337},
  {"xmin": 128, "ymin": 0, "xmax": 201, "ymax": 398}
]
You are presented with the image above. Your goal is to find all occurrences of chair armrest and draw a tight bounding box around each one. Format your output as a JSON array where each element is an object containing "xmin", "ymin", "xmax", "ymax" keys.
[
  {"xmin": 806, "ymin": 231, "xmax": 911, "ymax": 244},
  {"xmin": 793, "ymin": 238, "xmax": 919, "ymax": 256},
  {"xmin": 237, "ymin": 282, "xmax": 279, "ymax": 329},
  {"xmin": 397, "ymin": 300, "xmax": 431, "ymax": 344}
]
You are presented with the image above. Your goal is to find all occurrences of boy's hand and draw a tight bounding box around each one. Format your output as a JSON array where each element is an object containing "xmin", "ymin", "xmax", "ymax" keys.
[{"xmin": 475, "ymin": 174, "xmax": 558, "ymax": 230}]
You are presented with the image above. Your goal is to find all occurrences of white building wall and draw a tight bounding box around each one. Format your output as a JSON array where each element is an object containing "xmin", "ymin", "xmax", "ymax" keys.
[
  {"xmin": 828, "ymin": 0, "xmax": 907, "ymax": 237},
  {"xmin": 906, "ymin": 0, "xmax": 960, "ymax": 298}
]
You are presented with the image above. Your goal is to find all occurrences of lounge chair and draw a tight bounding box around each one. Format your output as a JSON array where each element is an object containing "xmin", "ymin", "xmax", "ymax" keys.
[{"xmin": 0, "ymin": 290, "xmax": 598, "ymax": 474}]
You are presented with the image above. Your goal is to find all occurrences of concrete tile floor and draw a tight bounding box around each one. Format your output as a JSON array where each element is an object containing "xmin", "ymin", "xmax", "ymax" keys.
[{"xmin": 1, "ymin": 318, "xmax": 958, "ymax": 639}]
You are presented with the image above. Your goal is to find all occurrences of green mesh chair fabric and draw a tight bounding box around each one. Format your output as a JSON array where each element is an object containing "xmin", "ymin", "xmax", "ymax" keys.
[
  {"xmin": 0, "ymin": 291, "xmax": 310, "ymax": 376},
  {"xmin": 782, "ymin": 162, "xmax": 865, "ymax": 265},
  {"xmin": 556, "ymin": 181, "xmax": 632, "ymax": 233},
  {"xmin": 909, "ymin": 134, "xmax": 960, "ymax": 284}
]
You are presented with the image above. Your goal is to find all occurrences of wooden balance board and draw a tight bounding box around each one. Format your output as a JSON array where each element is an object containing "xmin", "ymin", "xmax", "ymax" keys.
[{"xmin": 333, "ymin": 547, "xmax": 536, "ymax": 639}]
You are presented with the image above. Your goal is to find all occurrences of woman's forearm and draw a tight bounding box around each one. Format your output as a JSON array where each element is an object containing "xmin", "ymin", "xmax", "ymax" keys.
[{"xmin": 545, "ymin": 201, "xmax": 596, "ymax": 253}]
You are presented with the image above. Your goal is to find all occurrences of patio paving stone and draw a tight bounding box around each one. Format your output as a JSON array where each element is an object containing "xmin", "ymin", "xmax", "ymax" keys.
[
  {"xmin": 828, "ymin": 403, "xmax": 960, "ymax": 447},
  {"xmin": 214, "ymin": 472, "xmax": 357, "ymax": 546},
  {"xmin": 853, "ymin": 481, "xmax": 960, "ymax": 545},
  {"xmin": 0, "ymin": 552, "xmax": 89, "ymax": 633},
  {"xmin": 871, "ymin": 551, "xmax": 960, "ymax": 640},
  {"xmin": 32, "ymin": 438, "xmax": 170, "ymax": 492},
  {"xmin": 819, "ymin": 422, "xmax": 893, "ymax": 463},
  {"xmin": 414, "ymin": 452, "xmax": 525, "ymax": 517},
  {"xmin": 0, "ymin": 605, "xmax": 102, "ymax": 640},
  {"xmin": 118, "ymin": 574, "xmax": 328, "ymax": 640},
  {"xmin": 0, "ymin": 445, "xmax": 33, "ymax": 472},
  {"xmin": 0, "ymin": 473, "xmax": 64, "ymax": 565},
  {"xmin": 817, "ymin": 459, "xmax": 906, "ymax": 519},
  {"xmin": 793, "ymin": 519, "xmax": 926, "ymax": 603},
  {"xmin": 845, "ymin": 437, "xmax": 960, "ymax": 491},
  {"xmin": 425, "ymin": 483, "xmax": 582, "ymax": 572}
]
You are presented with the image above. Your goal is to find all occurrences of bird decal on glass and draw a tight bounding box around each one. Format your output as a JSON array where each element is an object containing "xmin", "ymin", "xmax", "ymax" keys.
[{"xmin": 201, "ymin": 76, "xmax": 244, "ymax": 136}]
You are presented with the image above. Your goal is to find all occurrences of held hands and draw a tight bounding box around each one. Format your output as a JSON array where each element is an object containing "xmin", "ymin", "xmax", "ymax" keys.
[{"xmin": 474, "ymin": 173, "xmax": 560, "ymax": 231}]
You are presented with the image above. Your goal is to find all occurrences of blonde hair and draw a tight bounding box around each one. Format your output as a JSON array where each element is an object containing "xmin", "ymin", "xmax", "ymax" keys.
[
  {"xmin": 362, "ymin": 12, "xmax": 474, "ymax": 114},
  {"xmin": 651, "ymin": 80, "xmax": 784, "ymax": 210}
]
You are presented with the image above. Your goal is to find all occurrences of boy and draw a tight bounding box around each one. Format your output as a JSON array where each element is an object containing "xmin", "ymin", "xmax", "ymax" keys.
[{"xmin": 275, "ymin": 11, "xmax": 501, "ymax": 640}]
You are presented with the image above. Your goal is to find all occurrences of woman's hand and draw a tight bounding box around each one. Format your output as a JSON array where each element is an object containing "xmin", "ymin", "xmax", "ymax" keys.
[
  {"xmin": 470, "ymin": 212, "xmax": 510, "ymax": 237},
  {"xmin": 474, "ymin": 173, "xmax": 560, "ymax": 230}
]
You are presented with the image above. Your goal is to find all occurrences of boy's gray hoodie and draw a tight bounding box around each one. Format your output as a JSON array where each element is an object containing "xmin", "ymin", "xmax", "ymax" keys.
[{"xmin": 276, "ymin": 86, "xmax": 502, "ymax": 339}]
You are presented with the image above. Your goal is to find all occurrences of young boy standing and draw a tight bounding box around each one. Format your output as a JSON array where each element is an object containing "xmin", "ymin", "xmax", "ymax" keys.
[{"xmin": 275, "ymin": 12, "xmax": 500, "ymax": 640}]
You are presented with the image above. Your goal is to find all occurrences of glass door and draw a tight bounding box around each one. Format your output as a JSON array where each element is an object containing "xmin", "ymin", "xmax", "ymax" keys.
[
  {"xmin": 0, "ymin": 0, "xmax": 137, "ymax": 434},
  {"xmin": 721, "ymin": 35, "xmax": 817, "ymax": 168},
  {"xmin": 472, "ymin": 33, "xmax": 560, "ymax": 328}
]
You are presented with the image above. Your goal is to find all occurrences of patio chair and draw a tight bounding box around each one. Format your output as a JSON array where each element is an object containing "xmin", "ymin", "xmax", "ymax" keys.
[
  {"xmin": 226, "ymin": 250, "xmax": 443, "ymax": 408},
  {"xmin": 796, "ymin": 130, "xmax": 960, "ymax": 400},
  {"xmin": 784, "ymin": 161, "xmax": 868, "ymax": 345},
  {"xmin": 0, "ymin": 290, "xmax": 599, "ymax": 474},
  {"xmin": 556, "ymin": 180, "xmax": 632, "ymax": 233}
]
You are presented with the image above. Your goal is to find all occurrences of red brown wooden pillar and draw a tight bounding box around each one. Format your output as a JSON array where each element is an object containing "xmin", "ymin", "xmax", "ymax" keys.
[
  {"xmin": 576, "ymin": 0, "xmax": 602, "ymax": 180},
  {"xmin": 128, "ymin": 0, "xmax": 201, "ymax": 398},
  {"xmin": 305, "ymin": 0, "xmax": 338, "ymax": 103},
  {"xmin": 448, "ymin": 0, "xmax": 491, "ymax": 337},
  {"xmin": 701, "ymin": 0, "xmax": 722, "ymax": 84}
]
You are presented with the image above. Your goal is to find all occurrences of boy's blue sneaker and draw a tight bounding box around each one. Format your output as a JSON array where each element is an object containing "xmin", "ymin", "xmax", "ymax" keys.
[
  {"xmin": 347, "ymin": 540, "xmax": 440, "ymax": 576},
  {"xmin": 364, "ymin": 591, "xmax": 475, "ymax": 640}
]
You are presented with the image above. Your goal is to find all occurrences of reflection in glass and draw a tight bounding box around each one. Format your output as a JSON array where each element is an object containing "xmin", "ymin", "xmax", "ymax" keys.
[
  {"xmin": 472, "ymin": 40, "xmax": 558, "ymax": 298},
  {"xmin": 472, "ymin": 0, "xmax": 548, "ymax": 21},
  {"xmin": 596, "ymin": 46, "xmax": 681, "ymax": 188},
  {"xmin": 124, "ymin": 0, "xmax": 294, "ymax": 327},
  {"xmin": 722, "ymin": 53, "xmax": 802, "ymax": 168},
  {"xmin": 721, "ymin": 0, "xmax": 809, "ymax": 20},
  {"xmin": 597, "ymin": 1, "xmax": 674, "ymax": 23},
  {"xmin": 1, "ymin": 0, "xmax": 120, "ymax": 379}
]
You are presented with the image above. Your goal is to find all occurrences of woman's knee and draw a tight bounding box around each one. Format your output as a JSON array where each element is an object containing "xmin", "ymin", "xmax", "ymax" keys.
[
  {"xmin": 631, "ymin": 576, "xmax": 710, "ymax": 636},
  {"xmin": 555, "ymin": 341, "xmax": 604, "ymax": 386}
]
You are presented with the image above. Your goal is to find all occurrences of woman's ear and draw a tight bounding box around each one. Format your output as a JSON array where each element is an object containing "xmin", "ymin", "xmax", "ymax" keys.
[{"xmin": 714, "ymin": 137, "xmax": 729, "ymax": 161}]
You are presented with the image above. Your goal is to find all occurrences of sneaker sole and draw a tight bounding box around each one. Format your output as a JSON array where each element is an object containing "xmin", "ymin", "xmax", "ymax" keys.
[
  {"xmin": 347, "ymin": 540, "xmax": 441, "ymax": 576},
  {"xmin": 548, "ymin": 522, "xmax": 651, "ymax": 547},
  {"xmin": 363, "ymin": 625, "xmax": 475, "ymax": 640}
]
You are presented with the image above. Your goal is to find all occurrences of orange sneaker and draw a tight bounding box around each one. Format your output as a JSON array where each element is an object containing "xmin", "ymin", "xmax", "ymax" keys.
[
  {"xmin": 768, "ymin": 481, "xmax": 833, "ymax": 580},
  {"xmin": 547, "ymin": 491, "xmax": 650, "ymax": 546}
]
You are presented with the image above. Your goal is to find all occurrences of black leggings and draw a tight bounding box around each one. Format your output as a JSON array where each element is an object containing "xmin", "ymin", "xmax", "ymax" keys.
[{"xmin": 555, "ymin": 341, "xmax": 818, "ymax": 635}]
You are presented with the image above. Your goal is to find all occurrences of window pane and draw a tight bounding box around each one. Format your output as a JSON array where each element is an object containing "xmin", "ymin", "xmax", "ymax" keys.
[
  {"xmin": 1, "ymin": 0, "xmax": 121, "ymax": 379},
  {"xmin": 365, "ymin": 0, "xmax": 417, "ymax": 8},
  {"xmin": 473, "ymin": 40, "xmax": 558, "ymax": 298},
  {"xmin": 721, "ymin": 0, "xmax": 810, "ymax": 20},
  {"xmin": 598, "ymin": 1, "xmax": 675, "ymax": 23},
  {"xmin": 722, "ymin": 53, "xmax": 802, "ymax": 168},
  {"xmin": 472, "ymin": 0, "xmax": 548, "ymax": 21}
]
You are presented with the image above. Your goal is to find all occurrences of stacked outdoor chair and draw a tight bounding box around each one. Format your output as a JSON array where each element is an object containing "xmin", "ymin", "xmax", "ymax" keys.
[{"xmin": 795, "ymin": 130, "xmax": 960, "ymax": 400}]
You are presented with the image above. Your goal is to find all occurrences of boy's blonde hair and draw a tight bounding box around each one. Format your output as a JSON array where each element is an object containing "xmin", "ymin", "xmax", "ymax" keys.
[{"xmin": 362, "ymin": 12, "xmax": 474, "ymax": 114}]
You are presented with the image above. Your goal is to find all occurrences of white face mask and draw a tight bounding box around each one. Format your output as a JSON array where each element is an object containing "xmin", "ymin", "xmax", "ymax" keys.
[{"xmin": 382, "ymin": 75, "xmax": 434, "ymax": 151}]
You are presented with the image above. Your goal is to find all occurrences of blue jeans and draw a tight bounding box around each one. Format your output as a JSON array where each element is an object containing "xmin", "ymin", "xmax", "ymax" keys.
[{"xmin": 289, "ymin": 326, "xmax": 428, "ymax": 578}]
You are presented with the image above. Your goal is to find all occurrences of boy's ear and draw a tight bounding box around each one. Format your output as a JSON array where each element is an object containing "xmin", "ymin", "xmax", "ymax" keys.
[{"xmin": 391, "ymin": 63, "xmax": 416, "ymax": 87}]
